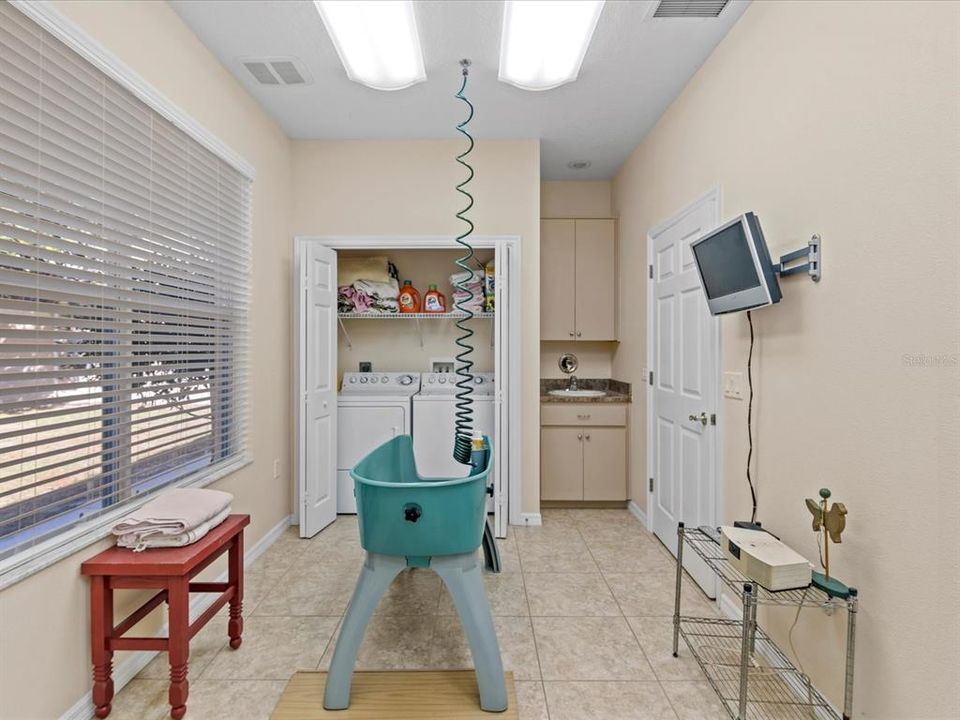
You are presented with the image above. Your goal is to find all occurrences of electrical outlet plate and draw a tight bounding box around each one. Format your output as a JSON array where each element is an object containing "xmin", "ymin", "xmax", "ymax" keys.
[
  {"xmin": 723, "ymin": 371, "xmax": 744, "ymax": 400},
  {"xmin": 430, "ymin": 357, "xmax": 455, "ymax": 373}
]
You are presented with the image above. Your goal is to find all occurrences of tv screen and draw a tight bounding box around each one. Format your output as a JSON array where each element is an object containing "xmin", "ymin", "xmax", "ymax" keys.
[{"xmin": 690, "ymin": 213, "xmax": 782, "ymax": 315}]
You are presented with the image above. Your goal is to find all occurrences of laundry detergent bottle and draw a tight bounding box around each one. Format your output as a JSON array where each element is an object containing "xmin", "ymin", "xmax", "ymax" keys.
[
  {"xmin": 398, "ymin": 280, "xmax": 421, "ymax": 313},
  {"xmin": 423, "ymin": 284, "xmax": 447, "ymax": 313}
]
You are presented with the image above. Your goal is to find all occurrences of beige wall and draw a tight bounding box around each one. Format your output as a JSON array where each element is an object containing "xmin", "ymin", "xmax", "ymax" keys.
[
  {"xmin": 0, "ymin": 2, "xmax": 294, "ymax": 718},
  {"xmin": 541, "ymin": 180, "xmax": 612, "ymax": 218},
  {"xmin": 540, "ymin": 181, "xmax": 617, "ymax": 380},
  {"xmin": 291, "ymin": 140, "xmax": 541, "ymax": 513},
  {"xmin": 612, "ymin": 1, "xmax": 960, "ymax": 717}
]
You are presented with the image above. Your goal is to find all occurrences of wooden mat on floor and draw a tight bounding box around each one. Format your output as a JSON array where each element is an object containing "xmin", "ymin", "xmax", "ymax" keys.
[{"xmin": 271, "ymin": 670, "xmax": 517, "ymax": 719}]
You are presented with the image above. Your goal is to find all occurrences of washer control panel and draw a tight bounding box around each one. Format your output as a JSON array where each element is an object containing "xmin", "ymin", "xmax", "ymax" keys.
[{"xmin": 340, "ymin": 372, "xmax": 421, "ymax": 396}]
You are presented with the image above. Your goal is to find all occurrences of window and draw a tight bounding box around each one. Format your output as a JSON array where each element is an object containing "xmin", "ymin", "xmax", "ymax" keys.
[{"xmin": 0, "ymin": 2, "xmax": 251, "ymax": 563}]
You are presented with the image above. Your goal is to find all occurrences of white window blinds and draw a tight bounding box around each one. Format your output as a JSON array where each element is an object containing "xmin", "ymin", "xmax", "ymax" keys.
[{"xmin": 0, "ymin": 2, "xmax": 251, "ymax": 560}]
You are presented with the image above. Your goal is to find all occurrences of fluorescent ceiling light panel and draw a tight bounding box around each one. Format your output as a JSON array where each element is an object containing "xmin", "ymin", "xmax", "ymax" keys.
[
  {"xmin": 315, "ymin": 0, "xmax": 426, "ymax": 91},
  {"xmin": 499, "ymin": 0, "xmax": 605, "ymax": 91}
]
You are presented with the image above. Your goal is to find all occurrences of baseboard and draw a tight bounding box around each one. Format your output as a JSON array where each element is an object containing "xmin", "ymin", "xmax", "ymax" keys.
[
  {"xmin": 627, "ymin": 500, "xmax": 647, "ymax": 527},
  {"xmin": 518, "ymin": 512, "xmax": 542, "ymax": 526},
  {"xmin": 59, "ymin": 513, "xmax": 293, "ymax": 720}
]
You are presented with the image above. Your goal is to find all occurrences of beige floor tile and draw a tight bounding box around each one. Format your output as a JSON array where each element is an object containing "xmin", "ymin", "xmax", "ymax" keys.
[
  {"xmin": 204, "ymin": 615, "xmax": 338, "ymax": 680},
  {"xmin": 137, "ymin": 611, "xmax": 229, "ymax": 680},
  {"xmin": 291, "ymin": 541, "xmax": 366, "ymax": 577},
  {"xmin": 253, "ymin": 570, "xmax": 357, "ymax": 617},
  {"xmin": 490, "ymin": 535, "xmax": 522, "ymax": 574},
  {"xmin": 319, "ymin": 614, "xmax": 437, "ymax": 671},
  {"xmin": 438, "ymin": 570, "xmax": 528, "ymax": 616},
  {"xmin": 626, "ymin": 616, "xmax": 706, "ymax": 682},
  {"xmin": 247, "ymin": 538, "xmax": 301, "ymax": 580},
  {"xmin": 524, "ymin": 572, "xmax": 620, "ymax": 617},
  {"xmin": 518, "ymin": 537, "xmax": 600, "ymax": 574},
  {"xmin": 587, "ymin": 538, "xmax": 676, "ymax": 574},
  {"xmin": 532, "ymin": 616, "xmax": 654, "ymax": 681},
  {"xmin": 604, "ymin": 572, "xmax": 717, "ymax": 617},
  {"xmin": 429, "ymin": 615, "xmax": 542, "ymax": 681},
  {"xmin": 374, "ymin": 568, "xmax": 443, "ymax": 615},
  {"xmin": 180, "ymin": 679, "xmax": 288, "ymax": 720},
  {"xmin": 513, "ymin": 522, "xmax": 584, "ymax": 546},
  {"xmin": 543, "ymin": 681, "xmax": 679, "ymax": 720},
  {"xmin": 660, "ymin": 681, "xmax": 726, "ymax": 720},
  {"xmin": 101, "ymin": 679, "xmax": 169, "ymax": 720},
  {"xmin": 515, "ymin": 680, "xmax": 550, "ymax": 720}
]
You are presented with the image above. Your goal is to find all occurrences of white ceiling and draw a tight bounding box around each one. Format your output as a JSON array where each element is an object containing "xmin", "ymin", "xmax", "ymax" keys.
[{"xmin": 170, "ymin": 0, "xmax": 749, "ymax": 180}]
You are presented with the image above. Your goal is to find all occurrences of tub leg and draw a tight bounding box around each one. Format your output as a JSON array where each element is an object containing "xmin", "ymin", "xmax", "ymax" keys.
[
  {"xmin": 323, "ymin": 552, "xmax": 405, "ymax": 710},
  {"xmin": 433, "ymin": 553, "xmax": 508, "ymax": 712}
]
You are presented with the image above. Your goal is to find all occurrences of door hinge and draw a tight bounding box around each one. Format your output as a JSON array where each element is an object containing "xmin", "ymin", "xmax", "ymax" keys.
[
  {"xmin": 710, "ymin": 413, "xmax": 717, "ymax": 426},
  {"xmin": 648, "ymin": 371, "xmax": 653, "ymax": 386},
  {"xmin": 648, "ymin": 265, "xmax": 653, "ymax": 279},
  {"xmin": 649, "ymin": 477, "xmax": 654, "ymax": 493}
]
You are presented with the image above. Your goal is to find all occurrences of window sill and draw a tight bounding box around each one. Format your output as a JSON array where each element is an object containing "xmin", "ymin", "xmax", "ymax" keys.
[{"xmin": 0, "ymin": 454, "xmax": 252, "ymax": 591}]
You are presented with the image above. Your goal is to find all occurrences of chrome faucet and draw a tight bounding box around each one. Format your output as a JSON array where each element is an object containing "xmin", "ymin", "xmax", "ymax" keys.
[{"xmin": 568, "ymin": 374, "xmax": 579, "ymax": 391}]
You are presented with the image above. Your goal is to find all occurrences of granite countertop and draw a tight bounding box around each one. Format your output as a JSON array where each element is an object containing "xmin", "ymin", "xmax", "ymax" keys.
[{"xmin": 540, "ymin": 378, "xmax": 632, "ymax": 404}]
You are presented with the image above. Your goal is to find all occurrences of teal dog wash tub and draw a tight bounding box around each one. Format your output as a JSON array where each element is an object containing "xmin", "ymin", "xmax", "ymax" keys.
[{"xmin": 323, "ymin": 435, "xmax": 507, "ymax": 713}]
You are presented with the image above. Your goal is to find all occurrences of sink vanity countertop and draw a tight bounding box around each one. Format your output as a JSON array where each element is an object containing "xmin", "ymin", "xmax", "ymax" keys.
[{"xmin": 540, "ymin": 378, "xmax": 631, "ymax": 404}]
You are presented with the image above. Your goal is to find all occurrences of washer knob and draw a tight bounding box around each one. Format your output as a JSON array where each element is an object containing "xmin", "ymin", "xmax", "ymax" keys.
[
  {"xmin": 474, "ymin": 376, "xmax": 484, "ymax": 385},
  {"xmin": 381, "ymin": 375, "xmax": 389, "ymax": 384},
  {"xmin": 438, "ymin": 376, "xmax": 447, "ymax": 384},
  {"xmin": 360, "ymin": 376, "xmax": 368, "ymax": 384},
  {"xmin": 399, "ymin": 375, "xmax": 413, "ymax": 385},
  {"xmin": 428, "ymin": 377, "xmax": 436, "ymax": 384},
  {"xmin": 370, "ymin": 376, "xmax": 378, "ymax": 383},
  {"xmin": 349, "ymin": 377, "xmax": 357, "ymax": 384}
]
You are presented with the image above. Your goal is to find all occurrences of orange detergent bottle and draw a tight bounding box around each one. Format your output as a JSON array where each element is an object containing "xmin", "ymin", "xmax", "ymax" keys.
[
  {"xmin": 423, "ymin": 284, "xmax": 447, "ymax": 313},
  {"xmin": 398, "ymin": 280, "xmax": 421, "ymax": 313}
]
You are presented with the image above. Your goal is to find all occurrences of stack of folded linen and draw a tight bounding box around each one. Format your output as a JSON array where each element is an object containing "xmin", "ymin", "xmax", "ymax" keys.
[
  {"xmin": 336, "ymin": 256, "xmax": 401, "ymax": 314},
  {"xmin": 450, "ymin": 270, "xmax": 485, "ymax": 314},
  {"xmin": 112, "ymin": 488, "xmax": 233, "ymax": 552}
]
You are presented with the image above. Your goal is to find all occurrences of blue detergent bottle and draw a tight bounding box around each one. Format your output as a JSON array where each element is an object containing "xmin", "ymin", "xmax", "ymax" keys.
[{"xmin": 470, "ymin": 429, "xmax": 488, "ymax": 473}]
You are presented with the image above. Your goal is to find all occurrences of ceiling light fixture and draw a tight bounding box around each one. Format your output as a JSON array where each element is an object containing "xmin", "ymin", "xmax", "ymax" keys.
[
  {"xmin": 314, "ymin": 0, "xmax": 426, "ymax": 91},
  {"xmin": 499, "ymin": 0, "xmax": 605, "ymax": 91},
  {"xmin": 567, "ymin": 160, "xmax": 592, "ymax": 170}
]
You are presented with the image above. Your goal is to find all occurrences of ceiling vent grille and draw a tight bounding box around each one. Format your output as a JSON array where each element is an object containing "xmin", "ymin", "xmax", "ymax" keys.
[
  {"xmin": 652, "ymin": 0, "xmax": 729, "ymax": 18},
  {"xmin": 241, "ymin": 58, "xmax": 310, "ymax": 86}
]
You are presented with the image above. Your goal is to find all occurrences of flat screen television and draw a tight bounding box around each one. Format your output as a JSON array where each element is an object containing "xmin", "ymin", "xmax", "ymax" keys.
[{"xmin": 690, "ymin": 212, "xmax": 782, "ymax": 316}]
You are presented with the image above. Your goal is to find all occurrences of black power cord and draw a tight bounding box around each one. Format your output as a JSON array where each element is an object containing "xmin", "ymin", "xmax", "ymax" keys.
[{"xmin": 746, "ymin": 310, "xmax": 758, "ymax": 523}]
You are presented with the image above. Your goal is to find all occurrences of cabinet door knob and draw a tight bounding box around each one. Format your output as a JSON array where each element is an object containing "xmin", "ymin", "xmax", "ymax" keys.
[
  {"xmin": 585, "ymin": 434, "xmax": 591, "ymax": 440},
  {"xmin": 576, "ymin": 331, "xmax": 582, "ymax": 337},
  {"xmin": 569, "ymin": 331, "xmax": 575, "ymax": 337},
  {"xmin": 577, "ymin": 433, "xmax": 583, "ymax": 440}
]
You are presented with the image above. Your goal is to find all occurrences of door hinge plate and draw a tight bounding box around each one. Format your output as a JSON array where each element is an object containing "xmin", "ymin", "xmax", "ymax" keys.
[
  {"xmin": 648, "ymin": 371, "xmax": 653, "ymax": 386},
  {"xmin": 648, "ymin": 265, "xmax": 653, "ymax": 279},
  {"xmin": 649, "ymin": 477, "xmax": 654, "ymax": 493},
  {"xmin": 710, "ymin": 413, "xmax": 717, "ymax": 426}
]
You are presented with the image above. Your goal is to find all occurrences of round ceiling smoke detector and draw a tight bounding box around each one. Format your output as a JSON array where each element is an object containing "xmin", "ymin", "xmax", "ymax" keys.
[{"xmin": 567, "ymin": 161, "xmax": 592, "ymax": 170}]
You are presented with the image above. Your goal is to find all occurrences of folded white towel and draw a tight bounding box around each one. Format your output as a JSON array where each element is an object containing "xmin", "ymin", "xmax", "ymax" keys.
[
  {"xmin": 112, "ymin": 488, "xmax": 234, "ymax": 540},
  {"xmin": 117, "ymin": 506, "xmax": 231, "ymax": 552}
]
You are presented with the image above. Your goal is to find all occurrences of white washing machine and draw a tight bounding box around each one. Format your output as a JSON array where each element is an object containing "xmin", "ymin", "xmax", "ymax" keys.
[
  {"xmin": 337, "ymin": 371, "xmax": 420, "ymax": 514},
  {"xmin": 413, "ymin": 372, "xmax": 496, "ymax": 511}
]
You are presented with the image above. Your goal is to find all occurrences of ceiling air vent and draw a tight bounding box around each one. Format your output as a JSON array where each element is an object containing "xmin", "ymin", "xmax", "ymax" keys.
[
  {"xmin": 241, "ymin": 57, "xmax": 311, "ymax": 86},
  {"xmin": 652, "ymin": 0, "xmax": 729, "ymax": 18}
]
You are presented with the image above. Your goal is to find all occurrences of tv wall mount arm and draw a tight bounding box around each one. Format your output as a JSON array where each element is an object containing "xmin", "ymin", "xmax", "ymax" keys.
[{"xmin": 773, "ymin": 234, "xmax": 821, "ymax": 282}]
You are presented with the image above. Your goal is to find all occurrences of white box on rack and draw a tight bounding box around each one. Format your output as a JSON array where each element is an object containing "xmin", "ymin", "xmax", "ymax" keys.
[{"xmin": 720, "ymin": 526, "xmax": 812, "ymax": 592}]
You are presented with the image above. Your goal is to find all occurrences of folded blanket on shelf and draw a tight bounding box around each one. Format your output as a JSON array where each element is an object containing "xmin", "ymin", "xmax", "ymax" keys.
[
  {"xmin": 354, "ymin": 278, "xmax": 399, "ymax": 300},
  {"xmin": 337, "ymin": 255, "xmax": 393, "ymax": 287},
  {"xmin": 117, "ymin": 506, "xmax": 232, "ymax": 552},
  {"xmin": 112, "ymin": 488, "xmax": 233, "ymax": 544}
]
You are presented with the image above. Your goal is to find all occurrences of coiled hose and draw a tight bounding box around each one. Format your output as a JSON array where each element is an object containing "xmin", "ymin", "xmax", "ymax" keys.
[{"xmin": 452, "ymin": 59, "xmax": 476, "ymax": 466}]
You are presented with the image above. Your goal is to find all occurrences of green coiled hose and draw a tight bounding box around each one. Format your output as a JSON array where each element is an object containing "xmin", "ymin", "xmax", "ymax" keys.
[{"xmin": 452, "ymin": 59, "xmax": 476, "ymax": 466}]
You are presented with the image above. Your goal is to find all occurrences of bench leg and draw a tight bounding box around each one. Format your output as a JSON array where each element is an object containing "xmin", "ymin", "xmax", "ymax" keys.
[
  {"xmin": 323, "ymin": 553, "xmax": 405, "ymax": 710},
  {"xmin": 90, "ymin": 576, "xmax": 114, "ymax": 719},
  {"xmin": 167, "ymin": 577, "xmax": 190, "ymax": 720},
  {"xmin": 433, "ymin": 552, "xmax": 508, "ymax": 712},
  {"xmin": 228, "ymin": 531, "xmax": 244, "ymax": 649}
]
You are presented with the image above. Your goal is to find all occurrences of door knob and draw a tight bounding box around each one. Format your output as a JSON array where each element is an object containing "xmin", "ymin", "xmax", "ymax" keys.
[{"xmin": 688, "ymin": 412, "xmax": 708, "ymax": 426}]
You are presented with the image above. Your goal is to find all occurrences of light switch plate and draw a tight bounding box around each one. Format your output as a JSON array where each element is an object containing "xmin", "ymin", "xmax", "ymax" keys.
[{"xmin": 723, "ymin": 372, "xmax": 744, "ymax": 400}]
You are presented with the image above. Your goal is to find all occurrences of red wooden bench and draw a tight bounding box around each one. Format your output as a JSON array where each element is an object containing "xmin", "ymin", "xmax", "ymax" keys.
[{"xmin": 80, "ymin": 514, "xmax": 250, "ymax": 719}]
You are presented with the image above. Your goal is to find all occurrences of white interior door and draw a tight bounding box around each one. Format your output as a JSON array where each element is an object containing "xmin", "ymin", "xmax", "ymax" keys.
[
  {"xmin": 650, "ymin": 193, "xmax": 719, "ymax": 596},
  {"xmin": 295, "ymin": 241, "xmax": 338, "ymax": 537},
  {"xmin": 493, "ymin": 242, "xmax": 509, "ymax": 538}
]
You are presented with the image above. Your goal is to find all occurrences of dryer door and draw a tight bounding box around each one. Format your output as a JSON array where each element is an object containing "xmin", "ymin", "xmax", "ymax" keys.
[{"xmin": 336, "ymin": 403, "xmax": 407, "ymax": 514}]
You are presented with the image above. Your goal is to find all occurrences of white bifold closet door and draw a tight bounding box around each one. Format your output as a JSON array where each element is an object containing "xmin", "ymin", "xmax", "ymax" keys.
[{"xmin": 295, "ymin": 241, "xmax": 337, "ymax": 537}]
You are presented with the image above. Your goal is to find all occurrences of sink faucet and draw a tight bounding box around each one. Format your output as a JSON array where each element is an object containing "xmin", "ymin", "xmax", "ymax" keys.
[{"xmin": 568, "ymin": 375, "xmax": 579, "ymax": 391}]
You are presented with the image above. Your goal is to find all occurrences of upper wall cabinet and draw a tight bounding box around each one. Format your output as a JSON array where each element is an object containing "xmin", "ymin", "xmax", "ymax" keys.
[{"xmin": 541, "ymin": 219, "xmax": 617, "ymax": 341}]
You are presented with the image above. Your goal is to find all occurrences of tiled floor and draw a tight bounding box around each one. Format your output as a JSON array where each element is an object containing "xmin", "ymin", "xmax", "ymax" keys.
[{"xmin": 108, "ymin": 508, "xmax": 725, "ymax": 720}]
